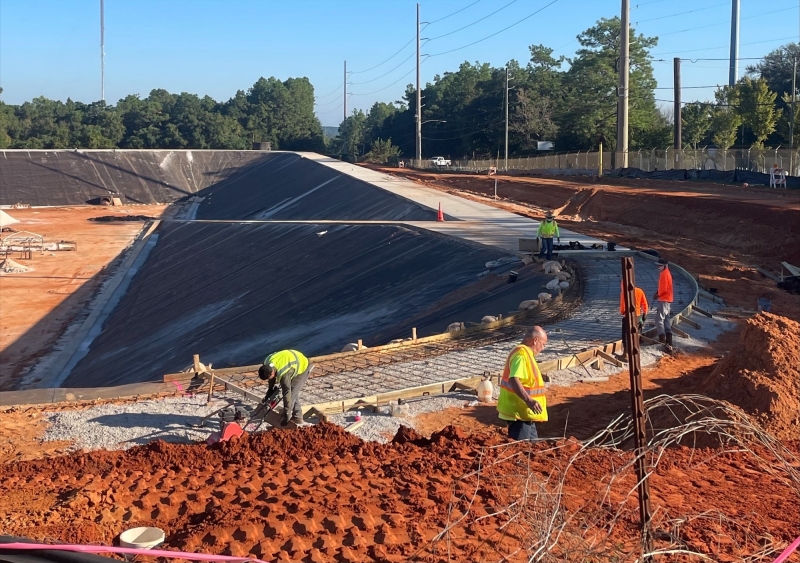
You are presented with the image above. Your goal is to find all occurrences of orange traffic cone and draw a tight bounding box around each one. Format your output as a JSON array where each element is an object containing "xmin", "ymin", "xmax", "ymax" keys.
[{"xmin": 437, "ymin": 202, "xmax": 445, "ymax": 222}]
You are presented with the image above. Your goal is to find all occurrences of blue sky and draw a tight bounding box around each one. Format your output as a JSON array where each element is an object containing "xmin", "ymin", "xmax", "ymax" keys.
[{"xmin": 1, "ymin": 0, "xmax": 798, "ymax": 126}]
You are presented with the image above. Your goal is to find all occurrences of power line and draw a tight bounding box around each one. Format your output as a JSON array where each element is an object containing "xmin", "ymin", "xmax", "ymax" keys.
[
  {"xmin": 315, "ymin": 83, "xmax": 343, "ymax": 100},
  {"xmin": 427, "ymin": 0, "xmax": 519, "ymax": 41},
  {"xmin": 350, "ymin": 65, "xmax": 418, "ymax": 96},
  {"xmin": 349, "ymin": 36, "xmax": 415, "ymax": 75},
  {"xmin": 654, "ymin": 6, "xmax": 796, "ymax": 38},
  {"xmin": 427, "ymin": 0, "xmax": 483, "ymax": 25},
  {"xmin": 651, "ymin": 36, "xmax": 797, "ymax": 56},
  {"xmin": 428, "ymin": 0, "xmax": 560, "ymax": 58},
  {"xmin": 633, "ymin": 2, "xmax": 727, "ymax": 24},
  {"xmin": 351, "ymin": 52, "xmax": 416, "ymax": 85}
]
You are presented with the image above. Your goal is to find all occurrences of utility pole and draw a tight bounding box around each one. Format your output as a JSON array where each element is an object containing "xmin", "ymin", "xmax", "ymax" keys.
[
  {"xmin": 616, "ymin": 0, "xmax": 630, "ymax": 168},
  {"xmin": 504, "ymin": 66, "xmax": 510, "ymax": 171},
  {"xmin": 343, "ymin": 61, "xmax": 347, "ymax": 122},
  {"xmin": 415, "ymin": 2, "xmax": 422, "ymax": 164},
  {"xmin": 674, "ymin": 57, "xmax": 681, "ymax": 167},
  {"xmin": 729, "ymin": 0, "xmax": 740, "ymax": 86},
  {"xmin": 100, "ymin": 0, "xmax": 105, "ymax": 102},
  {"xmin": 791, "ymin": 57, "xmax": 796, "ymax": 173}
]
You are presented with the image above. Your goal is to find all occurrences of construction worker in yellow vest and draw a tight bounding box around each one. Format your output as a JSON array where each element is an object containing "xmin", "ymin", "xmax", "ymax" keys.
[
  {"xmin": 537, "ymin": 211, "xmax": 560, "ymax": 261},
  {"xmin": 497, "ymin": 326, "xmax": 548, "ymax": 440},
  {"xmin": 258, "ymin": 349, "xmax": 312, "ymax": 426}
]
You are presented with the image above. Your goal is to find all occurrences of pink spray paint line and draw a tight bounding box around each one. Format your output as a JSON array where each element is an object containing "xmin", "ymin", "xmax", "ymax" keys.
[
  {"xmin": 0, "ymin": 542, "xmax": 270, "ymax": 563},
  {"xmin": 773, "ymin": 535, "xmax": 800, "ymax": 563},
  {"xmin": 172, "ymin": 381, "xmax": 185, "ymax": 393}
]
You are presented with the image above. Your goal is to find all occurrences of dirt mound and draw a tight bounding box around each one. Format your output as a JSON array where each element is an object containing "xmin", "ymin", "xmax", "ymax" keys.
[
  {"xmin": 0, "ymin": 258, "xmax": 33, "ymax": 274},
  {"xmin": 0, "ymin": 420, "xmax": 797, "ymax": 562},
  {"xmin": 699, "ymin": 313, "xmax": 800, "ymax": 441}
]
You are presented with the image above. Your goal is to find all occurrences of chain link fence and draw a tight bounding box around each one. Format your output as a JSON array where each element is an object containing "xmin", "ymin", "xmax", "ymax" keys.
[{"xmin": 408, "ymin": 148, "xmax": 800, "ymax": 176}]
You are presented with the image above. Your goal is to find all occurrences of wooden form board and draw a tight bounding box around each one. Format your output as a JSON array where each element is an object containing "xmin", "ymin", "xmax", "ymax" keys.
[
  {"xmin": 162, "ymin": 277, "xmax": 574, "ymax": 383},
  {"xmin": 200, "ymin": 372, "xmax": 296, "ymax": 429}
]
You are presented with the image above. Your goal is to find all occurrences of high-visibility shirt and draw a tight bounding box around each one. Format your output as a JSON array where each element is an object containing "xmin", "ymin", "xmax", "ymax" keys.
[
  {"xmin": 656, "ymin": 268, "xmax": 674, "ymax": 303},
  {"xmin": 263, "ymin": 350, "xmax": 309, "ymax": 383},
  {"xmin": 537, "ymin": 219, "xmax": 560, "ymax": 238},
  {"xmin": 620, "ymin": 286, "xmax": 649, "ymax": 317},
  {"xmin": 497, "ymin": 344, "xmax": 548, "ymax": 423}
]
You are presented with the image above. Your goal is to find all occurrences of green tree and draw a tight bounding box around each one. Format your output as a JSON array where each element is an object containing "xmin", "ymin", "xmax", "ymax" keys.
[
  {"xmin": 737, "ymin": 77, "xmax": 778, "ymax": 148},
  {"xmin": 338, "ymin": 109, "xmax": 367, "ymax": 159},
  {"xmin": 746, "ymin": 43, "xmax": 799, "ymax": 109},
  {"xmin": 558, "ymin": 17, "xmax": 660, "ymax": 151},
  {"xmin": 777, "ymin": 92, "xmax": 800, "ymax": 147},
  {"xmin": 363, "ymin": 138, "xmax": 401, "ymax": 164},
  {"xmin": 711, "ymin": 86, "xmax": 742, "ymax": 150},
  {"xmin": 682, "ymin": 102, "xmax": 712, "ymax": 149}
]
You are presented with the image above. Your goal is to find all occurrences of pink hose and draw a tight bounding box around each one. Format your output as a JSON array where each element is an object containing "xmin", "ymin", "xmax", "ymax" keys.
[
  {"xmin": 774, "ymin": 536, "xmax": 800, "ymax": 563},
  {"xmin": 0, "ymin": 542, "xmax": 270, "ymax": 563}
]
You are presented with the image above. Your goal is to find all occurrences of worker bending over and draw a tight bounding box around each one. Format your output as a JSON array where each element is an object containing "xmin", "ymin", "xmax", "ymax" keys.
[
  {"xmin": 537, "ymin": 211, "xmax": 560, "ymax": 261},
  {"xmin": 618, "ymin": 281, "xmax": 649, "ymax": 358},
  {"xmin": 653, "ymin": 258, "xmax": 674, "ymax": 352},
  {"xmin": 258, "ymin": 349, "xmax": 311, "ymax": 426},
  {"xmin": 497, "ymin": 326, "xmax": 549, "ymax": 441}
]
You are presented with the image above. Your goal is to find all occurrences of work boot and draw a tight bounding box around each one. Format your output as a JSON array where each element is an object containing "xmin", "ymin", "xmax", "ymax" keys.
[
  {"xmin": 658, "ymin": 334, "xmax": 666, "ymax": 344},
  {"xmin": 663, "ymin": 332, "xmax": 674, "ymax": 354},
  {"xmin": 290, "ymin": 415, "xmax": 304, "ymax": 425}
]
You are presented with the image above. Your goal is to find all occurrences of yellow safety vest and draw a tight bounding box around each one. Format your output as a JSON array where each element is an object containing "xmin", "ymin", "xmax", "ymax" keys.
[
  {"xmin": 264, "ymin": 350, "xmax": 309, "ymax": 383},
  {"xmin": 497, "ymin": 345, "xmax": 548, "ymax": 422},
  {"xmin": 537, "ymin": 220, "xmax": 559, "ymax": 238}
]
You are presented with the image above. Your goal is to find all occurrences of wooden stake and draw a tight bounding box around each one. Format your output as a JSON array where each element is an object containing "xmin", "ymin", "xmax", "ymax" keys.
[
  {"xmin": 193, "ymin": 354, "xmax": 201, "ymax": 374},
  {"xmin": 412, "ymin": 327, "xmax": 417, "ymax": 341},
  {"xmin": 357, "ymin": 339, "xmax": 363, "ymax": 350},
  {"xmin": 206, "ymin": 371, "xmax": 215, "ymax": 404}
]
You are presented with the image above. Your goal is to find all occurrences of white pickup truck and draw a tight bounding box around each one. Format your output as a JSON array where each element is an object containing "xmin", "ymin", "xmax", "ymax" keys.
[{"xmin": 429, "ymin": 156, "xmax": 451, "ymax": 167}]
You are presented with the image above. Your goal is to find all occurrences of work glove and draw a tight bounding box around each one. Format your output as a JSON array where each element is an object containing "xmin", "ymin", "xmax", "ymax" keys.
[
  {"xmin": 557, "ymin": 237, "xmax": 561, "ymax": 243},
  {"xmin": 638, "ymin": 317, "xmax": 644, "ymax": 331}
]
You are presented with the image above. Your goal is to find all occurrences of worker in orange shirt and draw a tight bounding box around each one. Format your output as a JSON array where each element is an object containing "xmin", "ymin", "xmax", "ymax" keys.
[
  {"xmin": 618, "ymin": 282, "xmax": 648, "ymax": 358},
  {"xmin": 653, "ymin": 258, "xmax": 674, "ymax": 352}
]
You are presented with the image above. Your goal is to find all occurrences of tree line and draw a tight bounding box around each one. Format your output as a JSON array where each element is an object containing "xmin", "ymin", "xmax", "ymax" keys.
[
  {"xmin": 0, "ymin": 77, "xmax": 325, "ymax": 151},
  {"xmin": 0, "ymin": 17, "xmax": 796, "ymax": 161},
  {"xmin": 336, "ymin": 19, "xmax": 798, "ymax": 162}
]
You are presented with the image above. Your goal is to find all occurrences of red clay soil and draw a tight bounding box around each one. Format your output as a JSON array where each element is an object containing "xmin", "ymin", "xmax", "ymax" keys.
[
  {"xmin": 698, "ymin": 313, "xmax": 800, "ymax": 442},
  {"xmin": 373, "ymin": 166, "xmax": 800, "ymax": 321},
  {"xmin": 0, "ymin": 422, "xmax": 798, "ymax": 563}
]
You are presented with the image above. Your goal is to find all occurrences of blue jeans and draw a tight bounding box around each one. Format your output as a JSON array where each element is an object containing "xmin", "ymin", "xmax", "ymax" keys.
[
  {"xmin": 538, "ymin": 237, "xmax": 554, "ymax": 261},
  {"xmin": 507, "ymin": 420, "xmax": 538, "ymax": 441}
]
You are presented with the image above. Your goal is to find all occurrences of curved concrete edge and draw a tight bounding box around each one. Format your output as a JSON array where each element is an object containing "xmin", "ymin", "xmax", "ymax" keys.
[{"xmin": 20, "ymin": 221, "xmax": 162, "ymax": 389}]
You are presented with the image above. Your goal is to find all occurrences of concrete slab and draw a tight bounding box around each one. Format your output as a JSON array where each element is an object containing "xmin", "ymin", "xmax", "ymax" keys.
[{"xmin": 301, "ymin": 154, "xmax": 612, "ymax": 253}]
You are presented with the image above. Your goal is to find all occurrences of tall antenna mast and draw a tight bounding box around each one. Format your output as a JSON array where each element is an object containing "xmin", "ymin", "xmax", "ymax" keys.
[{"xmin": 100, "ymin": 0, "xmax": 105, "ymax": 102}]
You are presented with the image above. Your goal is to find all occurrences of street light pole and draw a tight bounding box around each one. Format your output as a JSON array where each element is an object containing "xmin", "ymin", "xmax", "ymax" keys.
[
  {"xmin": 415, "ymin": 3, "xmax": 422, "ymax": 164},
  {"xmin": 504, "ymin": 66, "xmax": 509, "ymax": 171}
]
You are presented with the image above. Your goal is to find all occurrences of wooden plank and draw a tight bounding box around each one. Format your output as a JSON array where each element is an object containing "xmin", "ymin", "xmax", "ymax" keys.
[
  {"xmin": 579, "ymin": 377, "xmax": 609, "ymax": 383},
  {"xmin": 639, "ymin": 335, "xmax": 658, "ymax": 346},
  {"xmin": 781, "ymin": 261, "xmax": 800, "ymax": 277},
  {"xmin": 675, "ymin": 315, "xmax": 701, "ymax": 330},
  {"xmin": 345, "ymin": 420, "xmax": 365, "ymax": 433},
  {"xmin": 596, "ymin": 350, "xmax": 623, "ymax": 367},
  {"xmin": 692, "ymin": 305, "xmax": 713, "ymax": 318},
  {"xmin": 671, "ymin": 325, "xmax": 690, "ymax": 338}
]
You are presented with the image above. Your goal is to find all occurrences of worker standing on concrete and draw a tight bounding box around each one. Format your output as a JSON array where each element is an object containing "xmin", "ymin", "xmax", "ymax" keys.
[
  {"xmin": 653, "ymin": 258, "xmax": 674, "ymax": 352},
  {"xmin": 497, "ymin": 326, "xmax": 548, "ymax": 441},
  {"xmin": 618, "ymin": 282, "xmax": 649, "ymax": 358},
  {"xmin": 537, "ymin": 211, "xmax": 560, "ymax": 261},
  {"xmin": 258, "ymin": 349, "xmax": 311, "ymax": 426}
]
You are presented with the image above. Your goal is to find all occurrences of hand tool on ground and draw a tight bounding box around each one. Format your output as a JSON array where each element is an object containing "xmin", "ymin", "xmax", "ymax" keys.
[{"xmin": 243, "ymin": 387, "xmax": 284, "ymax": 433}]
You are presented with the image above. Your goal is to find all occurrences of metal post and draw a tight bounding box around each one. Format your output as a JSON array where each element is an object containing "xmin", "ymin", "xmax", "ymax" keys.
[
  {"xmin": 674, "ymin": 58, "xmax": 681, "ymax": 156},
  {"xmin": 415, "ymin": 3, "xmax": 422, "ymax": 163},
  {"xmin": 494, "ymin": 178, "xmax": 498, "ymax": 199},
  {"xmin": 616, "ymin": 0, "xmax": 630, "ymax": 169},
  {"xmin": 598, "ymin": 142, "xmax": 603, "ymax": 177},
  {"xmin": 504, "ymin": 66, "xmax": 509, "ymax": 171},
  {"xmin": 621, "ymin": 256, "xmax": 654, "ymax": 561},
  {"xmin": 100, "ymin": 0, "xmax": 105, "ymax": 102},
  {"xmin": 729, "ymin": 0, "xmax": 740, "ymax": 86}
]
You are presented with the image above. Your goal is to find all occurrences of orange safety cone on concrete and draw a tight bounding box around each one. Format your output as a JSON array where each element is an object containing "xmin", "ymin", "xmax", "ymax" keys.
[{"xmin": 437, "ymin": 202, "xmax": 445, "ymax": 222}]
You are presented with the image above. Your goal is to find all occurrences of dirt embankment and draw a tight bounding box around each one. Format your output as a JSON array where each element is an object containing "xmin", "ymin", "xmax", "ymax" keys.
[
  {"xmin": 0, "ymin": 422, "xmax": 797, "ymax": 562},
  {"xmin": 376, "ymin": 167, "xmax": 800, "ymax": 320},
  {"xmin": 698, "ymin": 313, "xmax": 800, "ymax": 441}
]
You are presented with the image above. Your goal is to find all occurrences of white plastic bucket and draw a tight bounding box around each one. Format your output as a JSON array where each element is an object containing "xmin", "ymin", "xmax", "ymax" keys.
[{"xmin": 119, "ymin": 527, "xmax": 165, "ymax": 549}]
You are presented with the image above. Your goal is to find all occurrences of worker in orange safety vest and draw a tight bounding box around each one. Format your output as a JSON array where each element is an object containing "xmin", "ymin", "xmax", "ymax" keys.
[
  {"xmin": 653, "ymin": 258, "xmax": 674, "ymax": 352},
  {"xmin": 497, "ymin": 326, "xmax": 548, "ymax": 441},
  {"xmin": 618, "ymin": 282, "xmax": 649, "ymax": 359}
]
